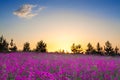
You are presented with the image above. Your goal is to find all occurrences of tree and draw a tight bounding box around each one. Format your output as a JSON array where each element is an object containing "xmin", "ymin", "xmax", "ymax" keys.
[
  {"xmin": 86, "ymin": 43, "xmax": 94, "ymax": 54},
  {"xmin": 71, "ymin": 43, "xmax": 77, "ymax": 53},
  {"xmin": 9, "ymin": 39, "xmax": 17, "ymax": 52},
  {"xmin": 23, "ymin": 42, "xmax": 30, "ymax": 52},
  {"xmin": 12, "ymin": 44, "xmax": 17, "ymax": 52},
  {"xmin": 96, "ymin": 42, "xmax": 102, "ymax": 55},
  {"xmin": 71, "ymin": 43, "xmax": 82, "ymax": 54},
  {"xmin": 10, "ymin": 39, "xmax": 13, "ymax": 47},
  {"xmin": 58, "ymin": 49, "xmax": 65, "ymax": 53},
  {"xmin": 35, "ymin": 40, "xmax": 47, "ymax": 52},
  {"xmin": 115, "ymin": 46, "xmax": 119, "ymax": 54},
  {"xmin": 0, "ymin": 36, "xmax": 3, "ymax": 51},
  {"xmin": 76, "ymin": 44, "xmax": 82, "ymax": 53},
  {"xmin": 104, "ymin": 41, "xmax": 114, "ymax": 55},
  {"xmin": 2, "ymin": 39, "xmax": 9, "ymax": 52},
  {"xmin": 0, "ymin": 35, "xmax": 9, "ymax": 52},
  {"xmin": 0, "ymin": 35, "xmax": 3, "ymax": 43}
]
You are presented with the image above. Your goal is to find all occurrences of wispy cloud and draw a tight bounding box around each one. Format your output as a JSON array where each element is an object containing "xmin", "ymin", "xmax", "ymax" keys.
[{"xmin": 13, "ymin": 4, "xmax": 45, "ymax": 19}]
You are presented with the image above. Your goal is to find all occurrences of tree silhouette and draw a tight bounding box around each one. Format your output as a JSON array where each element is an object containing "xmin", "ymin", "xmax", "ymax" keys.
[
  {"xmin": 23, "ymin": 42, "xmax": 30, "ymax": 52},
  {"xmin": 9, "ymin": 39, "xmax": 17, "ymax": 52},
  {"xmin": 76, "ymin": 44, "xmax": 82, "ymax": 53},
  {"xmin": 1, "ymin": 34, "xmax": 120, "ymax": 56},
  {"xmin": 58, "ymin": 49, "xmax": 65, "ymax": 53},
  {"xmin": 0, "ymin": 35, "xmax": 9, "ymax": 52},
  {"xmin": 96, "ymin": 42, "xmax": 103, "ymax": 55},
  {"xmin": 71, "ymin": 43, "xmax": 77, "ymax": 53},
  {"xmin": 104, "ymin": 41, "xmax": 114, "ymax": 56},
  {"xmin": 71, "ymin": 43, "xmax": 82, "ymax": 54},
  {"xmin": 10, "ymin": 39, "xmax": 13, "ymax": 47},
  {"xmin": 35, "ymin": 40, "xmax": 47, "ymax": 52},
  {"xmin": 12, "ymin": 44, "xmax": 17, "ymax": 52},
  {"xmin": 86, "ymin": 43, "xmax": 95, "ymax": 54},
  {"xmin": 114, "ymin": 46, "xmax": 119, "ymax": 55}
]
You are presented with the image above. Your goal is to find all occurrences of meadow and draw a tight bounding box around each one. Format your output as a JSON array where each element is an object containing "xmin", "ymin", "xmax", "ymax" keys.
[{"xmin": 0, "ymin": 52, "xmax": 120, "ymax": 80}]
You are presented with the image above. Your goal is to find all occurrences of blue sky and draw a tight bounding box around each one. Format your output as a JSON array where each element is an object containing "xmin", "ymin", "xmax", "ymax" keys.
[
  {"xmin": 0, "ymin": 0, "xmax": 120, "ymax": 51},
  {"xmin": 0, "ymin": 0, "xmax": 120, "ymax": 20}
]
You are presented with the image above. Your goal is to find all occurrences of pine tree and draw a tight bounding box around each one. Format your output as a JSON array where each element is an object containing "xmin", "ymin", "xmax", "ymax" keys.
[
  {"xmin": 36, "ymin": 40, "xmax": 47, "ymax": 52},
  {"xmin": 0, "ymin": 35, "xmax": 9, "ymax": 52},
  {"xmin": 104, "ymin": 41, "xmax": 114, "ymax": 55},
  {"xmin": 71, "ymin": 43, "xmax": 77, "ymax": 53},
  {"xmin": 23, "ymin": 42, "xmax": 30, "ymax": 52},
  {"xmin": 96, "ymin": 42, "xmax": 102, "ymax": 55},
  {"xmin": 9, "ymin": 39, "xmax": 17, "ymax": 52},
  {"xmin": 86, "ymin": 43, "xmax": 94, "ymax": 54},
  {"xmin": 76, "ymin": 44, "xmax": 82, "ymax": 53},
  {"xmin": 71, "ymin": 43, "xmax": 82, "ymax": 54},
  {"xmin": 115, "ymin": 46, "xmax": 119, "ymax": 54}
]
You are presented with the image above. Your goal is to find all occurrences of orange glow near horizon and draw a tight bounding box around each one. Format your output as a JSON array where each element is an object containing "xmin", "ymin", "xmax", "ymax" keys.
[{"xmin": 1, "ymin": 11, "xmax": 120, "ymax": 52}]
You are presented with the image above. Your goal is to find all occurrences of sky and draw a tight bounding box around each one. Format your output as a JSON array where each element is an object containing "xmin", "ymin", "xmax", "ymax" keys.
[{"xmin": 0, "ymin": 0, "xmax": 120, "ymax": 52}]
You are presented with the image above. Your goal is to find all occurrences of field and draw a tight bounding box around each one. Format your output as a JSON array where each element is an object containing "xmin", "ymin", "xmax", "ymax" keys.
[{"xmin": 0, "ymin": 52, "xmax": 120, "ymax": 80}]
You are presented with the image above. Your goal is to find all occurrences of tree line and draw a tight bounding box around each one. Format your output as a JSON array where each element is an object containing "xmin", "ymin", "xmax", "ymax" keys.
[
  {"xmin": 0, "ymin": 35, "xmax": 47, "ymax": 53},
  {"xmin": 0, "ymin": 35, "xmax": 119, "ymax": 56},
  {"xmin": 71, "ymin": 41, "xmax": 119, "ymax": 56}
]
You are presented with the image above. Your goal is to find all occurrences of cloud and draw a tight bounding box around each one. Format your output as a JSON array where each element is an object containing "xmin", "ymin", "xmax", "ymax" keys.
[{"xmin": 13, "ymin": 4, "xmax": 45, "ymax": 19}]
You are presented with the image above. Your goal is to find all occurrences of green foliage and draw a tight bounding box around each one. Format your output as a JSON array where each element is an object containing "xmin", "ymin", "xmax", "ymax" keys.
[
  {"xmin": 23, "ymin": 42, "xmax": 30, "ymax": 52},
  {"xmin": 35, "ymin": 40, "xmax": 47, "ymax": 52}
]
